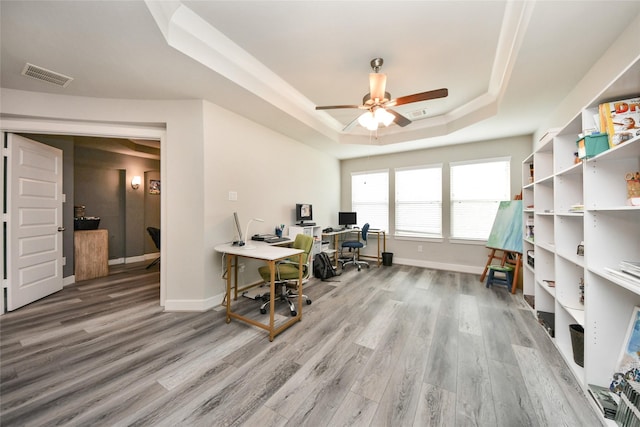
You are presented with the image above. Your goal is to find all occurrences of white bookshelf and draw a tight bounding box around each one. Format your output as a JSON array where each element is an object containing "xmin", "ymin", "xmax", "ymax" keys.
[{"xmin": 522, "ymin": 57, "xmax": 640, "ymax": 423}]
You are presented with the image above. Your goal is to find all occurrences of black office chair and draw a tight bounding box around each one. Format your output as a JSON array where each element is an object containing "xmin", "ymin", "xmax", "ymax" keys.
[
  {"xmin": 146, "ymin": 227, "xmax": 160, "ymax": 269},
  {"xmin": 257, "ymin": 234, "xmax": 313, "ymax": 316},
  {"xmin": 340, "ymin": 223, "xmax": 370, "ymax": 271}
]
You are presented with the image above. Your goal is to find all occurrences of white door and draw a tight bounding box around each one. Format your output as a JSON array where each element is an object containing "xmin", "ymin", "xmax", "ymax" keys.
[{"xmin": 6, "ymin": 134, "xmax": 64, "ymax": 311}]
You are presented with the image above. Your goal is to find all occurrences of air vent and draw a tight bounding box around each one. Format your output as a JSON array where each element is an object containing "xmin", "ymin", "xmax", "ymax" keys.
[
  {"xmin": 21, "ymin": 63, "xmax": 73, "ymax": 87},
  {"xmin": 409, "ymin": 109, "xmax": 429, "ymax": 120}
]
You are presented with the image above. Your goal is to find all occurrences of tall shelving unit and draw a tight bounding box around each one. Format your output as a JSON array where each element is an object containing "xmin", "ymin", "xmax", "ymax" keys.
[{"xmin": 522, "ymin": 57, "xmax": 640, "ymax": 424}]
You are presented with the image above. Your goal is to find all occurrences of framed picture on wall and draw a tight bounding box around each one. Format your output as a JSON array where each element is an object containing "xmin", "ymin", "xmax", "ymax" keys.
[{"xmin": 149, "ymin": 179, "xmax": 160, "ymax": 195}]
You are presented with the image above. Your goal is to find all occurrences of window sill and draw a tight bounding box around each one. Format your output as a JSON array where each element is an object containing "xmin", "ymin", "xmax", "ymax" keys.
[
  {"xmin": 394, "ymin": 234, "xmax": 444, "ymax": 243},
  {"xmin": 448, "ymin": 238, "xmax": 487, "ymax": 246}
]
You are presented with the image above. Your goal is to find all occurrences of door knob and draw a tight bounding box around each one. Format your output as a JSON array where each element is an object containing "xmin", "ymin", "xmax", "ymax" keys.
[{"xmin": 58, "ymin": 227, "xmax": 65, "ymax": 232}]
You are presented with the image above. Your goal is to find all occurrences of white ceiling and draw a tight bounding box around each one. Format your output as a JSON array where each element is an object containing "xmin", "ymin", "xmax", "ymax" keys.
[{"xmin": 1, "ymin": 1, "xmax": 639, "ymax": 159}]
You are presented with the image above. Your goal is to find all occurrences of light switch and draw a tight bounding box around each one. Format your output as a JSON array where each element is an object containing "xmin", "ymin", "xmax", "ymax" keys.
[{"xmin": 228, "ymin": 191, "xmax": 237, "ymax": 201}]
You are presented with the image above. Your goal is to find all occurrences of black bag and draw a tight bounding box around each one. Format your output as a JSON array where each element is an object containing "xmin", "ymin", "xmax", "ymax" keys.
[{"xmin": 313, "ymin": 252, "xmax": 339, "ymax": 280}]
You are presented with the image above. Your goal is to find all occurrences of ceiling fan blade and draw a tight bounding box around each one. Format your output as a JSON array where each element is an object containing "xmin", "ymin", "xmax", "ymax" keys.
[
  {"xmin": 315, "ymin": 105, "xmax": 361, "ymax": 110},
  {"xmin": 386, "ymin": 108, "xmax": 412, "ymax": 127},
  {"xmin": 342, "ymin": 115, "xmax": 361, "ymax": 132},
  {"xmin": 387, "ymin": 88, "xmax": 448, "ymax": 107},
  {"xmin": 369, "ymin": 73, "xmax": 387, "ymax": 102}
]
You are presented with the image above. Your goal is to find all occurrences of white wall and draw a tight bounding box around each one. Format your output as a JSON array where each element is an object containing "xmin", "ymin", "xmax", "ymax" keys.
[
  {"xmin": 340, "ymin": 135, "xmax": 532, "ymax": 274},
  {"xmin": 0, "ymin": 90, "xmax": 340, "ymax": 311},
  {"xmin": 534, "ymin": 13, "xmax": 640, "ymax": 146},
  {"xmin": 202, "ymin": 101, "xmax": 340, "ymax": 301}
]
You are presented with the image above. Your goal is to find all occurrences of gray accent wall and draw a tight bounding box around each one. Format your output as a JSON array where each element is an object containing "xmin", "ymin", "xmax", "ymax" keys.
[{"xmin": 21, "ymin": 134, "xmax": 160, "ymax": 277}]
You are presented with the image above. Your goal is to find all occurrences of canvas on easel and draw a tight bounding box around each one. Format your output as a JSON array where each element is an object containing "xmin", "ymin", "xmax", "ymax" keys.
[
  {"xmin": 481, "ymin": 200, "xmax": 523, "ymax": 293},
  {"xmin": 486, "ymin": 200, "xmax": 523, "ymax": 254}
]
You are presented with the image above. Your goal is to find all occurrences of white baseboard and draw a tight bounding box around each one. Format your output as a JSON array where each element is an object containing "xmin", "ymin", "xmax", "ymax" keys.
[
  {"xmin": 392, "ymin": 257, "xmax": 484, "ymax": 275},
  {"xmin": 163, "ymin": 292, "xmax": 225, "ymax": 312},
  {"xmin": 107, "ymin": 253, "xmax": 159, "ymax": 266}
]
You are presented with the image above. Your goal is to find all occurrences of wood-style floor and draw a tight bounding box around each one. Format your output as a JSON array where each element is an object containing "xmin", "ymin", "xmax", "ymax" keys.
[{"xmin": 0, "ymin": 261, "xmax": 603, "ymax": 426}]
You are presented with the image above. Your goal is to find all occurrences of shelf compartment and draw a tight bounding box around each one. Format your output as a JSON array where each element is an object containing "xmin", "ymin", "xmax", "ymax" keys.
[
  {"xmin": 555, "ymin": 257, "xmax": 585, "ymax": 311},
  {"xmin": 555, "ymin": 172, "xmax": 584, "ymax": 214},
  {"xmin": 585, "ymin": 271, "xmax": 640, "ymax": 387},
  {"xmin": 555, "ymin": 215, "xmax": 584, "ymax": 266},
  {"xmin": 553, "ymin": 115, "xmax": 582, "ymax": 173},
  {"xmin": 583, "ymin": 139, "xmax": 640, "ymax": 209},
  {"xmin": 584, "ymin": 210, "xmax": 640, "ymax": 273},
  {"xmin": 534, "ymin": 214, "xmax": 554, "ymax": 249},
  {"xmin": 555, "ymin": 305, "xmax": 585, "ymax": 384}
]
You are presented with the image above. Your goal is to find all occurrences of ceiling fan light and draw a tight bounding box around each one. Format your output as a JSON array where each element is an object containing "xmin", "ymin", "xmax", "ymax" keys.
[
  {"xmin": 375, "ymin": 108, "xmax": 395, "ymax": 127},
  {"xmin": 358, "ymin": 111, "xmax": 378, "ymax": 131}
]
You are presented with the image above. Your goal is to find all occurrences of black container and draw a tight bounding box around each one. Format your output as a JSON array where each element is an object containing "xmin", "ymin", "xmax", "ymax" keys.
[
  {"xmin": 569, "ymin": 324, "xmax": 584, "ymax": 367},
  {"xmin": 382, "ymin": 252, "xmax": 393, "ymax": 266},
  {"xmin": 74, "ymin": 217, "xmax": 100, "ymax": 230}
]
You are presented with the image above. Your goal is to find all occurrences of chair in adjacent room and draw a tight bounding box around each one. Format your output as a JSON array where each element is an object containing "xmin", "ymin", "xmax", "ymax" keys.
[
  {"xmin": 339, "ymin": 223, "xmax": 370, "ymax": 271},
  {"xmin": 146, "ymin": 227, "xmax": 161, "ymax": 269},
  {"xmin": 257, "ymin": 233, "xmax": 313, "ymax": 316}
]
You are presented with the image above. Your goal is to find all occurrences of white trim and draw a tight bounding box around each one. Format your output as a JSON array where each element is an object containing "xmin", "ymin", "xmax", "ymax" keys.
[
  {"xmin": 394, "ymin": 163, "xmax": 443, "ymax": 172},
  {"xmin": 394, "ymin": 235, "xmax": 444, "ymax": 243},
  {"xmin": 449, "ymin": 155, "xmax": 512, "ymax": 167},
  {"xmin": 448, "ymin": 238, "xmax": 488, "ymax": 246},
  {"xmin": 164, "ymin": 292, "xmax": 224, "ymax": 312},
  {"xmin": 351, "ymin": 168, "xmax": 389, "ymax": 177},
  {"xmin": 392, "ymin": 256, "xmax": 484, "ymax": 275}
]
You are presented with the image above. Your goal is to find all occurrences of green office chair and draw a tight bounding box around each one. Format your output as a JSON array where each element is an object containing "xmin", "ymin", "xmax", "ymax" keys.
[
  {"xmin": 257, "ymin": 233, "xmax": 313, "ymax": 316},
  {"xmin": 340, "ymin": 223, "xmax": 370, "ymax": 271}
]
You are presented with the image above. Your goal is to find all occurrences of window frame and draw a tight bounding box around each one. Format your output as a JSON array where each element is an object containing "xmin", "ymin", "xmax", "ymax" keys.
[
  {"xmin": 350, "ymin": 169, "xmax": 389, "ymax": 232},
  {"xmin": 394, "ymin": 164, "xmax": 443, "ymax": 239},
  {"xmin": 449, "ymin": 156, "xmax": 511, "ymax": 242}
]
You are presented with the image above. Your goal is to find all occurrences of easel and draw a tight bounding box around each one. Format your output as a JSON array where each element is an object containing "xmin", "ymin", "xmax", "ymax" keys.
[{"xmin": 479, "ymin": 248, "xmax": 522, "ymax": 294}]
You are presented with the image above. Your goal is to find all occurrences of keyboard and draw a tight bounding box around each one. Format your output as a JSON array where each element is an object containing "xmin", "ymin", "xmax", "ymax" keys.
[{"xmin": 265, "ymin": 237, "xmax": 289, "ymax": 244}]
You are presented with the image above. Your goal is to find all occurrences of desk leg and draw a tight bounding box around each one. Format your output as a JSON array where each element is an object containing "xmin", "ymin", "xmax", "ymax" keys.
[
  {"xmin": 334, "ymin": 234, "xmax": 339, "ymax": 269},
  {"xmin": 376, "ymin": 232, "xmax": 381, "ymax": 267},
  {"xmin": 226, "ymin": 254, "xmax": 233, "ymax": 323},
  {"xmin": 297, "ymin": 253, "xmax": 303, "ymax": 319},
  {"xmin": 269, "ymin": 260, "xmax": 276, "ymax": 342}
]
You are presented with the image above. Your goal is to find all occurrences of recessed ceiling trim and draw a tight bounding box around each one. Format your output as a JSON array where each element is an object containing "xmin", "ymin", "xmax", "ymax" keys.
[{"xmin": 21, "ymin": 63, "xmax": 73, "ymax": 88}]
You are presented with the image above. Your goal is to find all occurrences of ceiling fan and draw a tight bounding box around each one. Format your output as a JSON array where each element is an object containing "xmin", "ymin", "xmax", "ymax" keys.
[{"xmin": 315, "ymin": 58, "xmax": 448, "ymax": 132}]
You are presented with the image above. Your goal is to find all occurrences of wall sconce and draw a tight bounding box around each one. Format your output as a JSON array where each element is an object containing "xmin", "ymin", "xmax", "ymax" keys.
[{"xmin": 131, "ymin": 176, "xmax": 142, "ymax": 190}]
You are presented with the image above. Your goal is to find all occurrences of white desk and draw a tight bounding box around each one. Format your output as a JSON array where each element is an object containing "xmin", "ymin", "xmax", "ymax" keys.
[
  {"xmin": 214, "ymin": 241, "xmax": 302, "ymax": 341},
  {"xmin": 322, "ymin": 228, "xmax": 387, "ymax": 267}
]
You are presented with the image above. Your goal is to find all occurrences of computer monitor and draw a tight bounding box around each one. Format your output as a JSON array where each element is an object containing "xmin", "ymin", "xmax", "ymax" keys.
[
  {"xmin": 338, "ymin": 211, "xmax": 357, "ymax": 228},
  {"xmin": 296, "ymin": 203, "xmax": 313, "ymax": 225}
]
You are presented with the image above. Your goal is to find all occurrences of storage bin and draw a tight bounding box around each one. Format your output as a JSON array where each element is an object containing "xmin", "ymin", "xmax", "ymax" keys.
[
  {"xmin": 569, "ymin": 324, "xmax": 584, "ymax": 367},
  {"xmin": 576, "ymin": 133, "xmax": 609, "ymax": 159}
]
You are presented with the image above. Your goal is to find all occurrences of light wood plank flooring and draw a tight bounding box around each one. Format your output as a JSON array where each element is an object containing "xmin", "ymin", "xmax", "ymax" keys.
[{"xmin": 1, "ymin": 262, "xmax": 603, "ymax": 426}]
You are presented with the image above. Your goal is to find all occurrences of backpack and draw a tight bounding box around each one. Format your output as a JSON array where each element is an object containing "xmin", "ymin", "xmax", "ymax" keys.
[{"xmin": 313, "ymin": 252, "xmax": 339, "ymax": 280}]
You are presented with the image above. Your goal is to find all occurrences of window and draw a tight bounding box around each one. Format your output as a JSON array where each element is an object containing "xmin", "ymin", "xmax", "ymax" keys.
[
  {"xmin": 351, "ymin": 170, "xmax": 388, "ymax": 231},
  {"xmin": 450, "ymin": 157, "xmax": 510, "ymax": 240},
  {"xmin": 395, "ymin": 165, "xmax": 442, "ymax": 237}
]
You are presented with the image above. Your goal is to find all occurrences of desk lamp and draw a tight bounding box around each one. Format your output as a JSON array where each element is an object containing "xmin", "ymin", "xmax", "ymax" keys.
[{"xmin": 241, "ymin": 218, "xmax": 264, "ymax": 249}]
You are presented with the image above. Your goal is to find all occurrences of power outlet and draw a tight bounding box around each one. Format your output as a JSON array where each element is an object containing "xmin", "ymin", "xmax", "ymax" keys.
[
  {"xmin": 417, "ymin": 245, "xmax": 423, "ymax": 253},
  {"xmin": 238, "ymin": 263, "xmax": 245, "ymax": 273},
  {"xmin": 228, "ymin": 191, "xmax": 238, "ymax": 201}
]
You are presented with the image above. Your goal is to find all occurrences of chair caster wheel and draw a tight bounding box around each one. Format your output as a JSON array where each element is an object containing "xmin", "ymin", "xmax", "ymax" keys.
[
  {"xmin": 260, "ymin": 308, "xmax": 266, "ymax": 314},
  {"xmin": 306, "ymin": 299, "xmax": 312, "ymax": 305},
  {"xmin": 291, "ymin": 311, "xmax": 297, "ymax": 317}
]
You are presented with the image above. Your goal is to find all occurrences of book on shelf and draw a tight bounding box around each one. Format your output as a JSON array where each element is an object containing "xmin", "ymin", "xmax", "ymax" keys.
[
  {"xmin": 599, "ymin": 97, "xmax": 640, "ymax": 148},
  {"xmin": 588, "ymin": 384, "xmax": 618, "ymax": 419},
  {"xmin": 604, "ymin": 267, "xmax": 640, "ymax": 287}
]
